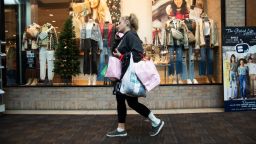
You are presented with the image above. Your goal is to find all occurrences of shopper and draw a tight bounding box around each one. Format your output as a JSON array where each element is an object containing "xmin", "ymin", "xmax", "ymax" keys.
[
  {"xmin": 106, "ymin": 13, "xmax": 164, "ymax": 137},
  {"xmin": 238, "ymin": 59, "xmax": 249, "ymax": 99}
]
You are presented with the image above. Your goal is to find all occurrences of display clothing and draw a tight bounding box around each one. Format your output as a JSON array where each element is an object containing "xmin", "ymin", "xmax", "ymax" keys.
[
  {"xmin": 199, "ymin": 36, "xmax": 214, "ymax": 75},
  {"xmin": 39, "ymin": 47, "xmax": 55, "ymax": 81},
  {"xmin": 81, "ymin": 39, "xmax": 99, "ymax": 75},
  {"xmin": 184, "ymin": 19, "xmax": 196, "ymax": 81},
  {"xmin": 196, "ymin": 18, "xmax": 218, "ymax": 48},
  {"xmin": 37, "ymin": 23, "xmax": 58, "ymax": 50},
  {"xmin": 168, "ymin": 44, "xmax": 183, "ymax": 76},
  {"xmin": 163, "ymin": 18, "xmax": 188, "ymax": 77},
  {"xmin": 80, "ymin": 20, "xmax": 103, "ymax": 75},
  {"xmin": 162, "ymin": 18, "xmax": 188, "ymax": 48},
  {"xmin": 22, "ymin": 32, "xmax": 38, "ymax": 51}
]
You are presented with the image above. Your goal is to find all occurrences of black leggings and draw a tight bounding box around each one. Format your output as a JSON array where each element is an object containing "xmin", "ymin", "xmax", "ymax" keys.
[{"xmin": 116, "ymin": 91, "xmax": 151, "ymax": 123}]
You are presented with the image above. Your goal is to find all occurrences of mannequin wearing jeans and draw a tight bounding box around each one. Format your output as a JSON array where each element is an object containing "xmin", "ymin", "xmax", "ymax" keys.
[
  {"xmin": 197, "ymin": 16, "xmax": 219, "ymax": 83},
  {"xmin": 162, "ymin": 17, "xmax": 188, "ymax": 84},
  {"xmin": 184, "ymin": 18, "xmax": 197, "ymax": 84},
  {"xmin": 80, "ymin": 19, "xmax": 103, "ymax": 85},
  {"xmin": 37, "ymin": 23, "xmax": 58, "ymax": 85},
  {"xmin": 199, "ymin": 19, "xmax": 214, "ymax": 83}
]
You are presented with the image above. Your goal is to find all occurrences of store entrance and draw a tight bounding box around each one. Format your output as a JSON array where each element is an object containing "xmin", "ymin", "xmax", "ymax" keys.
[{"xmin": 4, "ymin": 4, "xmax": 18, "ymax": 86}]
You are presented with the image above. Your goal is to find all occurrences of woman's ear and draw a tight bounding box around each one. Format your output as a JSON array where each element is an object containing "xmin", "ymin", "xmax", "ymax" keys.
[{"xmin": 125, "ymin": 20, "xmax": 130, "ymax": 26}]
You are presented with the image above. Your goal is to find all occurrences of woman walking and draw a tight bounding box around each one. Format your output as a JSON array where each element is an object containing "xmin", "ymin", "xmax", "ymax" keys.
[{"xmin": 106, "ymin": 14, "xmax": 164, "ymax": 137}]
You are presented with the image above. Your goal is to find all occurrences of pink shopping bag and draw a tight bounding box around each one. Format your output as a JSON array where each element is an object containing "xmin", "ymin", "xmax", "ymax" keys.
[
  {"xmin": 134, "ymin": 59, "xmax": 160, "ymax": 91},
  {"xmin": 105, "ymin": 56, "xmax": 122, "ymax": 81}
]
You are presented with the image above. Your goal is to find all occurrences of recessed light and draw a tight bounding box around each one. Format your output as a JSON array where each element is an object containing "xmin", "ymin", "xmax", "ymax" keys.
[
  {"xmin": 49, "ymin": 14, "xmax": 54, "ymax": 17},
  {"xmin": 52, "ymin": 20, "xmax": 56, "ymax": 23},
  {"xmin": 13, "ymin": 34, "xmax": 16, "ymax": 37},
  {"xmin": 5, "ymin": 30, "xmax": 8, "ymax": 33},
  {"xmin": 55, "ymin": 27, "xmax": 59, "ymax": 29}
]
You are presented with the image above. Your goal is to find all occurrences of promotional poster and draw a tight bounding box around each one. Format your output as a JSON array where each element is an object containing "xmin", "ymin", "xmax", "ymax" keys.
[{"xmin": 223, "ymin": 27, "xmax": 256, "ymax": 112}]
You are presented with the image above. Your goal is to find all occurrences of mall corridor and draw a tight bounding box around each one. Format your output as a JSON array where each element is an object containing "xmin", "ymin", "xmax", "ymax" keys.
[{"xmin": 0, "ymin": 112, "xmax": 255, "ymax": 144}]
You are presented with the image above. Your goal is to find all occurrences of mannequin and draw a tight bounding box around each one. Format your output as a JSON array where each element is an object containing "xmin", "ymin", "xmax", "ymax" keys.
[
  {"xmin": 37, "ymin": 23, "xmax": 58, "ymax": 85},
  {"xmin": 98, "ymin": 21, "xmax": 113, "ymax": 84},
  {"xmin": 162, "ymin": 16, "xmax": 188, "ymax": 84},
  {"xmin": 183, "ymin": 18, "xmax": 198, "ymax": 84},
  {"xmin": 198, "ymin": 14, "xmax": 219, "ymax": 83},
  {"xmin": 22, "ymin": 23, "xmax": 41, "ymax": 85},
  {"xmin": 80, "ymin": 17, "xmax": 103, "ymax": 85}
]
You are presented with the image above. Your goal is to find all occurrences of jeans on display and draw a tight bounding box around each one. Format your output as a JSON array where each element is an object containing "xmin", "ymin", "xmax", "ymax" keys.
[
  {"xmin": 97, "ymin": 39, "xmax": 111, "ymax": 81},
  {"xmin": 168, "ymin": 46, "xmax": 175, "ymax": 75},
  {"xmin": 199, "ymin": 36, "xmax": 214, "ymax": 76},
  {"xmin": 230, "ymin": 71, "xmax": 237, "ymax": 98},
  {"xmin": 168, "ymin": 45, "xmax": 183, "ymax": 76},
  {"xmin": 199, "ymin": 48, "xmax": 214, "ymax": 75},
  {"xmin": 39, "ymin": 47, "xmax": 55, "ymax": 81},
  {"xmin": 239, "ymin": 75, "xmax": 247, "ymax": 98},
  {"xmin": 188, "ymin": 45, "xmax": 195, "ymax": 80},
  {"xmin": 181, "ymin": 50, "xmax": 188, "ymax": 80}
]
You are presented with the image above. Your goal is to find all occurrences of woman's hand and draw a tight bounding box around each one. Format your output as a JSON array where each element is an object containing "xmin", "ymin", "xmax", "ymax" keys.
[{"xmin": 113, "ymin": 48, "xmax": 122, "ymax": 58}]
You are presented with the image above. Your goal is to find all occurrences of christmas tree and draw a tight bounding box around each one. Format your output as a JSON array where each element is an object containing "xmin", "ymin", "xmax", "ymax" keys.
[
  {"xmin": 107, "ymin": 0, "xmax": 121, "ymax": 24},
  {"xmin": 54, "ymin": 16, "xmax": 80, "ymax": 84}
]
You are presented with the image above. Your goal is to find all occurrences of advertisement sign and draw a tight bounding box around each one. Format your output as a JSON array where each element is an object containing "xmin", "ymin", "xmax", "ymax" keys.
[{"xmin": 223, "ymin": 27, "xmax": 256, "ymax": 112}]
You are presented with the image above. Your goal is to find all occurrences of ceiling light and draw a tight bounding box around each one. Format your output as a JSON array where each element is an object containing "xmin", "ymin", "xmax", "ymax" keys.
[
  {"xmin": 13, "ymin": 34, "xmax": 16, "ymax": 37},
  {"xmin": 5, "ymin": 30, "xmax": 8, "ymax": 33},
  {"xmin": 49, "ymin": 14, "xmax": 54, "ymax": 17},
  {"xmin": 52, "ymin": 20, "xmax": 56, "ymax": 23},
  {"xmin": 55, "ymin": 27, "xmax": 59, "ymax": 29}
]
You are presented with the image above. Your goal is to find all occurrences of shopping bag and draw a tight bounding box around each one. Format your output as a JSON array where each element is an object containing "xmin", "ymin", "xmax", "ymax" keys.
[
  {"xmin": 105, "ymin": 56, "xmax": 121, "ymax": 81},
  {"xmin": 120, "ymin": 54, "xmax": 146, "ymax": 97},
  {"xmin": 100, "ymin": 65, "xmax": 108, "ymax": 77},
  {"xmin": 134, "ymin": 59, "xmax": 160, "ymax": 91}
]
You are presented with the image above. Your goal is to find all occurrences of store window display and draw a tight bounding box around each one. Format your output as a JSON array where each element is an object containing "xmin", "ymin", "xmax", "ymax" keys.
[
  {"xmin": 4, "ymin": 0, "xmax": 222, "ymax": 86},
  {"xmin": 151, "ymin": 0, "xmax": 221, "ymax": 84}
]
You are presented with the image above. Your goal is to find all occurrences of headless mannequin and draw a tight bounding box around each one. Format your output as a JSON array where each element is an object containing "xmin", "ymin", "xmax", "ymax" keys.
[
  {"xmin": 86, "ymin": 18, "xmax": 97, "ymax": 85},
  {"xmin": 202, "ymin": 15, "xmax": 214, "ymax": 83},
  {"xmin": 168, "ymin": 16, "xmax": 184, "ymax": 84}
]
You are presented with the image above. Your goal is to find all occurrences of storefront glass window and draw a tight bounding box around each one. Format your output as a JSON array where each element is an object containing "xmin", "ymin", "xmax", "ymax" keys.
[{"xmin": 4, "ymin": 0, "xmax": 223, "ymax": 86}]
